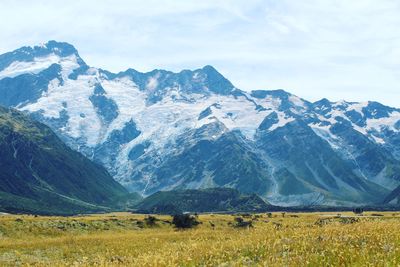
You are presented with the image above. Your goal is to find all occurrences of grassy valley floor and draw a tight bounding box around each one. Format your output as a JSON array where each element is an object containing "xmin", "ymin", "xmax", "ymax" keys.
[{"xmin": 0, "ymin": 212, "xmax": 399, "ymax": 266}]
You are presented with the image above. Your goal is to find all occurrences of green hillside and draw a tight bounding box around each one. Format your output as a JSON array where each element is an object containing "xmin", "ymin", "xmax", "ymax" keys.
[
  {"xmin": 135, "ymin": 188, "xmax": 273, "ymax": 214},
  {"xmin": 0, "ymin": 106, "xmax": 129, "ymax": 215}
]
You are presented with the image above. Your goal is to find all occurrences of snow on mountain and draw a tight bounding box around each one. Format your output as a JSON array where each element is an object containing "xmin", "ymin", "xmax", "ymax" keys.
[
  {"xmin": 1, "ymin": 54, "xmax": 61, "ymax": 79},
  {"xmin": 1, "ymin": 40, "xmax": 400, "ymax": 206}
]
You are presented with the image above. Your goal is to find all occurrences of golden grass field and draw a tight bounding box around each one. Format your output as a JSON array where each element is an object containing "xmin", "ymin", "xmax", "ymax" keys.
[{"xmin": 0, "ymin": 211, "xmax": 399, "ymax": 266}]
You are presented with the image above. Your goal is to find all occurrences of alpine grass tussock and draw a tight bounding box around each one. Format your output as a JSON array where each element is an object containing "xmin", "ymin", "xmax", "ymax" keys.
[{"xmin": 0, "ymin": 212, "xmax": 400, "ymax": 266}]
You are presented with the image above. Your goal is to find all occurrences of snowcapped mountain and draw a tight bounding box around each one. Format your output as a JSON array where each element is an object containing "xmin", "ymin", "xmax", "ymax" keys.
[{"xmin": 1, "ymin": 40, "xmax": 400, "ymax": 206}]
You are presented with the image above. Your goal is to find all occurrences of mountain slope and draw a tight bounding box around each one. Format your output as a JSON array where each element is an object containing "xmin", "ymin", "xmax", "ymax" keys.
[
  {"xmin": 0, "ymin": 41, "xmax": 399, "ymax": 206},
  {"xmin": 256, "ymin": 120, "xmax": 388, "ymax": 205},
  {"xmin": 0, "ymin": 106, "xmax": 128, "ymax": 214}
]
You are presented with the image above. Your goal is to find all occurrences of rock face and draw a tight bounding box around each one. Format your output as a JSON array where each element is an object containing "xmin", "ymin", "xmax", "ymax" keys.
[
  {"xmin": 1, "ymin": 41, "xmax": 400, "ymax": 206},
  {"xmin": 0, "ymin": 106, "xmax": 128, "ymax": 214}
]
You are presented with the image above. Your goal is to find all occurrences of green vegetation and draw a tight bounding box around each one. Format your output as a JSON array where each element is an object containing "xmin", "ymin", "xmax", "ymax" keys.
[
  {"xmin": 232, "ymin": 216, "xmax": 253, "ymax": 228},
  {"xmin": 0, "ymin": 107, "xmax": 129, "ymax": 215},
  {"xmin": 134, "ymin": 188, "xmax": 271, "ymax": 214},
  {"xmin": 171, "ymin": 214, "xmax": 200, "ymax": 229}
]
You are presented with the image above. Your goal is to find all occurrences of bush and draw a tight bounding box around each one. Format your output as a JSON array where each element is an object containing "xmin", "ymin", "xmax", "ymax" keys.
[
  {"xmin": 144, "ymin": 216, "xmax": 157, "ymax": 226},
  {"xmin": 136, "ymin": 220, "xmax": 144, "ymax": 227},
  {"xmin": 172, "ymin": 214, "xmax": 200, "ymax": 229},
  {"xmin": 353, "ymin": 208, "xmax": 364, "ymax": 215},
  {"xmin": 340, "ymin": 217, "xmax": 360, "ymax": 224},
  {"xmin": 314, "ymin": 218, "xmax": 334, "ymax": 227},
  {"xmin": 253, "ymin": 214, "xmax": 262, "ymax": 220},
  {"xmin": 233, "ymin": 217, "xmax": 253, "ymax": 228}
]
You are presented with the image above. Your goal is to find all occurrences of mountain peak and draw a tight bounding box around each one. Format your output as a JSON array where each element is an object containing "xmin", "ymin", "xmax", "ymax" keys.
[
  {"xmin": 313, "ymin": 98, "xmax": 332, "ymax": 107},
  {"xmin": 40, "ymin": 40, "xmax": 79, "ymax": 56},
  {"xmin": 196, "ymin": 65, "xmax": 235, "ymax": 95},
  {"xmin": 0, "ymin": 40, "xmax": 85, "ymax": 73},
  {"xmin": 201, "ymin": 65, "xmax": 218, "ymax": 73},
  {"xmin": 113, "ymin": 64, "xmax": 235, "ymax": 98},
  {"xmin": 12, "ymin": 40, "xmax": 80, "ymax": 59}
]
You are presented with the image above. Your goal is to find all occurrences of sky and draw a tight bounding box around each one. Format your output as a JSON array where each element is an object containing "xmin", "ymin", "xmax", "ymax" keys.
[{"xmin": 1, "ymin": 0, "xmax": 400, "ymax": 107}]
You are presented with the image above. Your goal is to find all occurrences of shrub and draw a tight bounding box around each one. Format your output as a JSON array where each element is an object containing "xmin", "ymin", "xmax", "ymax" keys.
[
  {"xmin": 353, "ymin": 208, "xmax": 364, "ymax": 215},
  {"xmin": 209, "ymin": 221, "xmax": 215, "ymax": 228},
  {"xmin": 340, "ymin": 217, "xmax": 360, "ymax": 224},
  {"xmin": 144, "ymin": 216, "xmax": 157, "ymax": 226},
  {"xmin": 272, "ymin": 222, "xmax": 283, "ymax": 230},
  {"xmin": 253, "ymin": 214, "xmax": 262, "ymax": 220},
  {"xmin": 136, "ymin": 221, "xmax": 144, "ymax": 228},
  {"xmin": 233, "ymin": 217, "xmax": 253, "ymax": 228},
  {"xmin": 172, "ymin": 214, "xmax": 200, "ymax": 229},
  {"xmin": 314, "ymin": 218, "xmax": 334, "ymax": 227}
]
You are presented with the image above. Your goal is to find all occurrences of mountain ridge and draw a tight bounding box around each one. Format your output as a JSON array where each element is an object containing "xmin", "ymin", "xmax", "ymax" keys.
[{"xmin": 1, "ymin": 40, "xmax": 399, "ymax": 207}]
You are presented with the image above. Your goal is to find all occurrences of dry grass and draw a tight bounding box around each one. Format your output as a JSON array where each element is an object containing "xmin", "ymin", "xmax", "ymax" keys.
[{"xmin": 0, "ymin": 212, "xmax": 399, "ymax": 266}]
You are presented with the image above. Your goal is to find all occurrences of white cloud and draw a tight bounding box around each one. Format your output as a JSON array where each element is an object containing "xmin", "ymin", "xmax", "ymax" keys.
[{"xmin": 0, "ymin": 0, "xmax": 399, "ymax": 107}]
